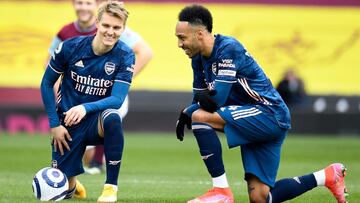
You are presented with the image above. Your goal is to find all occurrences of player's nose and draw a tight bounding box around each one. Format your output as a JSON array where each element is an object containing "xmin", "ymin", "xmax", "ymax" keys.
[
  {"xmin": 105, "ymin": 28, "xmax": 114, "ymax": 36},
  {"xmin": 178, "ymin": 40, "xmax": 183, "ymax": 48}
]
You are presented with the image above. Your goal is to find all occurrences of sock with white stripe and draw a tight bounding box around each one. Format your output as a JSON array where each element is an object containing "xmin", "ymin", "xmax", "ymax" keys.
[
  {"xmin": 313, "ymin": 169, "xmax": 326, "ymax": 186},
  {"xmin": 192, "ymin": 122, "xmax": 226, "ymax": 180},
  {"xmin": 266, "ymin": 174, "xmax": 317, "ymax": 203},
  {"xmin": 102, "ymin": 110, "xmax": 124, "ymax": 185},
  {"xmin": 213, "ymin": 173, "xmax": 229, "ymax": 188}
]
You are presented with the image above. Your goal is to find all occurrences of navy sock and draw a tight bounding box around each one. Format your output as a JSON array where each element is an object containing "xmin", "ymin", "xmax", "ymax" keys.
[
  {"xmin": 192, "ymin": 122, "xmax": 225, "ymax": 178},
  {"xmin": 267, "ymin": 174, "xmax": 317, "ymax": 203},
  {"xmin": 102, "ymin": 110, "xmax": 124, "ymax": 185}
]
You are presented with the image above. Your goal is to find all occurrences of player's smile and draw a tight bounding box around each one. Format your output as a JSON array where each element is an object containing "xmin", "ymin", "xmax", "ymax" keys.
[
  {"xmin": 104, "ymin": 34, "xmax": 116, "ymax": 43},
  {"xmin": 176, "ymin": 21, "xmax": 201, "ymax": 58},
  {"xmin": 183, "ymin": 48, "xmax": 191, "ymax": 55}
]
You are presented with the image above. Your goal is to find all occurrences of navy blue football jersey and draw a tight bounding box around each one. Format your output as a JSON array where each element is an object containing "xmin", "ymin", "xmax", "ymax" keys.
[
  {"xmin": 49, "ymin": 35, "xmax": 135, "ymax": 115},
  {"xmin": 192, "ymin": 34, "xmax": 291, "ymax": 129}
]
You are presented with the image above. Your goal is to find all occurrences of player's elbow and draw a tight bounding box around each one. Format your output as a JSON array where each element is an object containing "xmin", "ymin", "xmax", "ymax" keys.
[
  {"xmin": 138, "ymin": 47, "xmax": 153, "ymax": 66},
  {"xmin": 134, "ymin": 41, "xmax": 153, "ymax": 64},
  {"xmin": 144, "ymin": 46, "xmax": 153, "ymax": 61}
]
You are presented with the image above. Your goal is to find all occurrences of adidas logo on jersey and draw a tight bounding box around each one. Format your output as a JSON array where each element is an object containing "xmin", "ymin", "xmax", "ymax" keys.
[{"xmin": 75, "ymin": 60, "xmax": 84, "ymax": 68}]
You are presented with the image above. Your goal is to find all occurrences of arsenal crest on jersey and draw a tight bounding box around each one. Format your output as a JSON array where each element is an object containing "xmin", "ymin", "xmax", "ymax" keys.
[{"xmin": 104, "ymin": 62, "xmax": 116, "ymax": 75}]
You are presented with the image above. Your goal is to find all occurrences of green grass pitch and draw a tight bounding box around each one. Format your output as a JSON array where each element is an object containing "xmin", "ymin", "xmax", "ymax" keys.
[{"xmin": 0, "ymin": 133, "xmax": 359, "ymax": 203}]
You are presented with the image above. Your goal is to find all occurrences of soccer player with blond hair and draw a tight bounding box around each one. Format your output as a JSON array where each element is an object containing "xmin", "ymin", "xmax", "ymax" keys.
[{"xmin": 41, "ymin": 2, "xmax": 134, "ymax": 202}]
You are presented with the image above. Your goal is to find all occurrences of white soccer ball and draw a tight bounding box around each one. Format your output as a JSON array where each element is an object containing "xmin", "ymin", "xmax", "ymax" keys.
[{"xmin": 32, "ymin": 167, "xmax": 69, "ymax": 201}]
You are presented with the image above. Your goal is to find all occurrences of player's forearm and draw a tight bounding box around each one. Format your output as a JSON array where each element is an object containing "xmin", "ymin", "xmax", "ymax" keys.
[
  {"xmin": 40, "ymin": 68, "xmax": 61, "ymax": 128},
  {"xmin": 132, "ymin": 42, "xmax": 153, "ymax": 77},
  {"xmin": 82, "ymin": 82, "xmax": 129, "ymax": 114},
  {"xmin": 184, "ymin": 103, "xmax": 200, "ymax": 117},
  {"xmin": 82, "ymin": 96, "xmax": 124, "ymax": 114}
]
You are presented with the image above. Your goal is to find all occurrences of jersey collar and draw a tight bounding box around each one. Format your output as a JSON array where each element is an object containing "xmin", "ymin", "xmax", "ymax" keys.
[{"xmin": 74, "ymin": 20, "xmax": 97, "ymax": 33}]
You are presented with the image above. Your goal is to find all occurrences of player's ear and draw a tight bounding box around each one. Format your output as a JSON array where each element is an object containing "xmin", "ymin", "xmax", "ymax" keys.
[
  {"xmin": 95, "ymin": 18, "xmax": 100, "ymax": 28},
  {"xmin": 196, "ymin": 29, "xmax": 205, "ymax": 40}
]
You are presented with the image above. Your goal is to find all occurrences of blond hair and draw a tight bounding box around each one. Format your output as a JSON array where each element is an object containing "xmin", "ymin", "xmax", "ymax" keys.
[{"xmin": 97, "ymin": 1, "xmax": 129, "ymax": 23}]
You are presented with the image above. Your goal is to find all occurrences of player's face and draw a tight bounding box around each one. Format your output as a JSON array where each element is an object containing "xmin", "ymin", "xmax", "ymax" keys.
[
  {"xmin": 96, "ymin": 12, "xmax": 125, "ymax": 47},
  {"xmin": 175, "ymin": 22, "xmax": 202, "ymax": 58},
  {"xmin": 73, "ymin": 0, "xmax": 97, "ymax": 23}
]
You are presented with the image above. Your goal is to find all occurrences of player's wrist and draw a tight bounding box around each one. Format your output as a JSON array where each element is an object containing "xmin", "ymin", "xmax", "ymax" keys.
[
  {"xmin": 82, "ymin": 104, "xmax": 91, "ymax": 114},
  {"xmin": 49, "ymin": 121, "xmax": 61, "ymax": 129},
  {"xmin": 79, "ymin": 104, "xmax": 87, "ymax": 115},
  {"xmin": 184, "ymin": 103, "xmax": 200, "ymax": 117},
  {"xmin": 50, "ymin": 125, "xmax": 63, "ymax": 132}
]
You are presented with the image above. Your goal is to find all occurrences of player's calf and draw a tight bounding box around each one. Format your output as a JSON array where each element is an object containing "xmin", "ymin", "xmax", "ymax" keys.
[{"xmin": 100, "ymin": 109, "xmax": 124, "ymax": 185}]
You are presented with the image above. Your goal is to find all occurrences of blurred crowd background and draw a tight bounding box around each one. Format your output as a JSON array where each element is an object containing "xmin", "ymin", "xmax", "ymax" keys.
[{"xmin": 0, "ymin": 0, "xmax": 359, "ymax": 134}]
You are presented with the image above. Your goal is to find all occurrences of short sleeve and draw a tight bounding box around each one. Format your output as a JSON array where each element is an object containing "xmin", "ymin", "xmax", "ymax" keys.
[
  {"xmin": 119, "ymin": 27, "xmax": 142, "ymax": 49},
  {"xmin": 48, "ymin": 41, "xmax": 68, "ymax": 74},
  {"xmin": 114, "ymin": 51, "xmax": 135, "ymax": 85},
  {"xmin": 215, "ymin": 44, "xmax": 245, "ymax": 83},
  {"xmin": 192, "ymin": 56, "xmax": 207, "ymax": 90},
  {"xmin": 48, "ymin": 36, "xmax": 62, "ymax": 56}
]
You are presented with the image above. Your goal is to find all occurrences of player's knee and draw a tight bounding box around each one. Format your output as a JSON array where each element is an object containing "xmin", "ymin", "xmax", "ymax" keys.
[
  {"xmin": 248, "ymin": 191, "xmax": 268, "ymax": 203},
  {"xmin": 101, "ymin": 109, "xmax": 122, "ymax": 126},
  {"xmin": 191, "ymin": 110, "xmax": 208, "ymax": 123}
]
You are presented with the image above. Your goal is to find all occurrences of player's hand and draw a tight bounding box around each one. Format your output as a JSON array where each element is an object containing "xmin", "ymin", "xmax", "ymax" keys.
[
  {"xmin": 194, "ymin": 90, "xmax": 219, "ymax": 113},
  {"xmin": 63, "ymin": 105, "xmax": 86, "ymax": 127},
  {"xmin": 176, "ymin": 110, "xmax": 192, "ymax": 141},
  {"xmin": 51, "ymin": 125, "xmax": 72, "ymax": 156}
]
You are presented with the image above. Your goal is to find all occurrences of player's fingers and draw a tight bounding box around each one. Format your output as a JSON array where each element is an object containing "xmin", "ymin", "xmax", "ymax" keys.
[
  {"xmin": 65, "ymin": 131, "xmax": 72, "ymax": 142},
  {"xmin": 68, "ymin": 114, "xmax": 77, "ymax": 126},
  {"xmin": 62, "ymin": 139, "xmax": 70, "ymax": 152},
  {"xmin": 176, "ymin": 122, "xmax": 185, "ymax": 141},
  {"xmin": 57, "ymin": 141, "xmax": 64, "ymax": 155},
  {"xmin": 63, "ymin": 110, "xmax": 71, "ymax": 124},
  {"xmin": 53, "ymin": 139, "xmax": 57, "ymax": 152},
  {"xmin": 178, "ymin": 132, "xmax": 184, "ymax": 141},
  {"xmin": 72, "ymin": 113, "xmax": 81, "ymax": 125},
  {"xmin": 74, "ymin": 114, "xmax": 83, "ymax": 124},
  {"xmin": 64, "ymin": 109, "xmax": 76, "ymax": 124},
  {"xmin": 65, "ymin": 111, "xmax": 76, "ymax": 126},
  {"xmin": 186, "ymin": 121, "xmax": 192, "ymax": 130}
]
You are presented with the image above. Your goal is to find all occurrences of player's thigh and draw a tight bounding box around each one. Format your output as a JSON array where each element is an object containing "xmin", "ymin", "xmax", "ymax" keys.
[
  {"xmin": 192, "ymin": 109, "xmax": 225, "ymax": 130},
  {"xmin": 82, "ymin": 112, "xmax": 103, "ymax": 146},
  {"xmin": 217, "ymin": 104, "xmax": 286, "ymax": 147},
  {"xmin": 246, "ymin": 174, "xmax": 270, "ymax": 203},
  {"xmin": 52, "ymin": 127, "xmax": 87, "ymax": 177}
]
